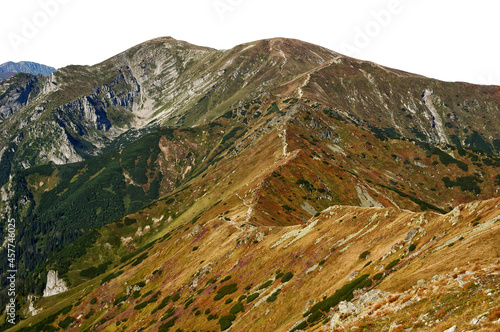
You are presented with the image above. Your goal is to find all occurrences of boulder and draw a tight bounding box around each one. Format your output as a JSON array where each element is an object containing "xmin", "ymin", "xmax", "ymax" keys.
[
  {"xmin": 358, "ymin": 289, "xmax": 387, "ymax": 306},
  {"xmin": 338, "ymin": 301, "xmax": 357, "ymax": 316}
]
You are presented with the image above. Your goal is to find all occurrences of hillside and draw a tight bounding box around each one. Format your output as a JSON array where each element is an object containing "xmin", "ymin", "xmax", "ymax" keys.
[
  {"xmin": 2, "ymin": 98, "xmax": 499, "ymax": 331},
  {"xmin": 0, "ymin": 37, "xmax": 499, "ymax": 331}
]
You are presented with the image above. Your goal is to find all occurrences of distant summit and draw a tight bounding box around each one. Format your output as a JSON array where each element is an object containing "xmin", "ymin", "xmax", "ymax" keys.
[{"xmin": 0, "ymin": 61, "xmax": 56, "ymax": 79}]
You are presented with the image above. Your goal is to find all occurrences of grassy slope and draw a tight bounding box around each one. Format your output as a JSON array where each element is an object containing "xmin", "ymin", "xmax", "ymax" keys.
[{"xmin": 4, "ymin": 99, "xmax": 500, "ymax": 332}]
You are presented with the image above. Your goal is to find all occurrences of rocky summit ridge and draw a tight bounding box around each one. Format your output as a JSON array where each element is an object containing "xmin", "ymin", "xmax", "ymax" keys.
[{"xmin": 0, "ymin": 37, "xmax": 499, "ymax": 331}]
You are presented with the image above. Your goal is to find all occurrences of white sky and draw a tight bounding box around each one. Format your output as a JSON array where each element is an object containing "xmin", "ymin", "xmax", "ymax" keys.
[{"xmin": 1, "ymin": 0, "xmax": 499, "ymax": 85}]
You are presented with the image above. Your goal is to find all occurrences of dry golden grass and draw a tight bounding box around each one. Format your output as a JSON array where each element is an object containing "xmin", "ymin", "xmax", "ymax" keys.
[{"xmin": 489, "ymin": 306, "xmax": 500, "ymax": 321}]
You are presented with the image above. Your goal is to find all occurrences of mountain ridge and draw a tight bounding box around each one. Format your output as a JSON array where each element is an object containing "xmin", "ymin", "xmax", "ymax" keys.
[
  {"xmin": 0, "ymin": 36, "xmax": 499, "ymax": 331},
  {"xmin": 1, "ymin": 37, "xmax": 498, "ymax": 179},
  {"xmin": 0, "ymin": 61, "xmax": 56, "ymax": 78}
]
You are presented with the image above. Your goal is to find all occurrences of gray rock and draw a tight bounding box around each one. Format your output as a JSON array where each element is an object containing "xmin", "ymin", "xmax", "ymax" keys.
[
  {"xmin": 443, "ymin": 326, "xmax": 457, "ymax": 332},
  {"xmin": 337, "ymin": 301, "xmax": 357, "ymax": 316},
  {"xmin": 329, "ymin": 313, "xmax": 342, "ymax": 328},
  {"xmin": 358, "ymin": 289, "xmax": 387, "ymax": 306},
  {"xmin": 404, "ymin": 228, "xmax": 419, "ymax": 242},
  {"xmin": 348, "ymin": 270, "xmax": 360, "ymax": 281},
  {"xmin": 43, "ymin": 270, "xmax": 68, "ymax": 297}
]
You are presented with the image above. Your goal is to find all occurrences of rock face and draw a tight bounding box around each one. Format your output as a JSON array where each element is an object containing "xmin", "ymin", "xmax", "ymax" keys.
[
  {"xmin": 0, "ymin": 74, "xmax": 43, "ymax": 119},
  {"xmin": 43, "ymin": 270, "xmax": 68, "ymax": 297}
]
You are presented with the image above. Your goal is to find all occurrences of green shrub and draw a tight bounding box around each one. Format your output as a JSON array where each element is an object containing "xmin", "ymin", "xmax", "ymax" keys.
[
  {"xmin": 220, "ymin": 275, "xmax": 232, "ymax": 283},
  {"xmin": 84, "ymin": 309, "xmax": 94, "ymax": 319},
  {"xmin": 259, "ymin": 280, "xmax": 273, "ymax": 290},
  {"xmin": 409, "ymin": 243, "xmax": 417, "ymax": 252},
  {"xmin": 220, "ymin": 126, "xmax": 245, "ymax": 145},
  {"xmin": 184, "ymin": 298, "xmax": 194, "ymax": 309},
  {"xmin": 303, "ymin": 274, "xmax": 370, "ymax": 325},
  {"xmin": 141, "ymin": 290, "xmax": 153, "ymax": 299},
  {"xmin": 373, "ymin": 273, "xmax": 383, "ymax": 280},
  {"xmin": 281, "ymin": 272, "xmax": 294, "ymax": 283},
  {"xmin": 159, "ymin": 316, "xmax": 177, "ymax": 332},
  {"xmin": 58, "ymin": 316, "xmax": 75, "ymax": 329},
  {"xmin": 442, "ymin": 176, "xmax": 481, "ymax": 195},
  {"xmin": 147, "ymin": 291, "xmax": 161, "ymax": 303},
  {"xmin": 113, "ymin": 294, "xmax": 128, "ymax": 306},
  {"xmin": 290, "ymin": 321, "xmax": 308, "ymax": 332},
  {"xmin": 134, "ymin": 281, "xmax": 146, "ymax": 288},
  {"xmin": 224, "ymin": 298, "xmax": 233, "ymax": 304},
  {"xmin": 131, "ymin": 252, "xmax": 149, "ymax": 266},
  {"xmin": 60, "ymin": 305, "xmax": 73, "ymax": 315},
  {"xmin": 495, "ymin": 174, "xmax": 500, "ymax": 186},
  {"xmin": 238, "ymin": 295, "xmax": 246, "ymax": 302},
  {"xmin": 218, "ymin": 314, "xmax": 236, "ymax": 331},
  {"xmin": 229, "ymin": 302, "xmax": 244, "ymax": 314},
  {"xmin": 160, "ymin": 307, "xmax": 176, "ymax": 321},
  {"xmin": 205, "ymin": 277, "xmax": 217, "ymax": 286},
  {"xmin": 246, "ymin": 293, "xmax": 259, "ymax": 303},
  {"xmin": 124, "ymin": 217, "xmax": 137, "ymax": 225},
  {"xmin": 214, "ymin": 283, "xmax": 238, "ymax": 300},
  {"xmin": 154, "ymin": 295, "xmax": 171, "ymax": 312},
  {"xmin": 79, "ymin": 261, "xmax": 111, "ymax": 279},
  {"xmin": 90, "ymin": 298, "xmax": 97, "ymax": 305},
  {"xmin": 267, "ymin": 289, "xmax": 281, "ymax": 302},
  {"xmin": 171, "ymin": 293, "xmax": 180, "ymax": 302},
  {"xmin": 385, "ymin": 259, "xmax": 400, "ymax": 270},
  {"xmin": 101, "ymin": 270, "xmax": 124, "ymax": 284},
  {"xmin": 134, "ymin": 302, "xmax": 148, "ymax": 310},
  {"xmin": 359, "ymin": 251, "xmax": 371, "ymax": 259}
]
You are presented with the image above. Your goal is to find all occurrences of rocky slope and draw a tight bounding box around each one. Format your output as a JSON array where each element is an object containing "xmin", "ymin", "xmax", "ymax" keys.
[
  {"xmin": 2, "ymin": 97, "xmax": 499, "ymax": 331},
  {"xmin": 6, "ymin": 177, "xmax": 499, "ymax": 331}
]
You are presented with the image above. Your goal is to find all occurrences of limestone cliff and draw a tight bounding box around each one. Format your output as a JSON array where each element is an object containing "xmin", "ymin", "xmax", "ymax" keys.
[{"xmin": 42, "ymin": 270, "xmax": 68, "ymax": 297}]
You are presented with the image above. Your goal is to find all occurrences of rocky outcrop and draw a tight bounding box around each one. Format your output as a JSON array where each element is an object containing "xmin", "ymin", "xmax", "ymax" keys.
[
  {"xmin": 329, "ymin": 289, "xmax": 388, "ymax": 329},
  {"xmin": 26, "ymin": 295, "xmax": 41, "ymax": 316},
  {"xmin": 43, "ymin": 270, "xmax": 68, "ymax": 297}
]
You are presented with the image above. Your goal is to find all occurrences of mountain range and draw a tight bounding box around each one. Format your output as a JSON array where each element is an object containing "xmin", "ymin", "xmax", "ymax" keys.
[
  {"xmin": 0, "ymin": 61, "xmax": 56, "ymax": 81},
  {"xmin": 0, "ymin": 37, "xmax": 499, "ymax": 332}
]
